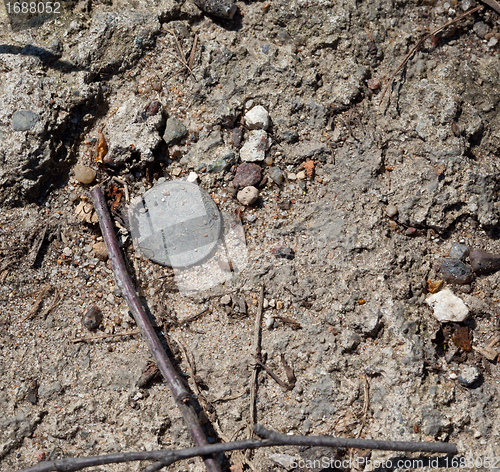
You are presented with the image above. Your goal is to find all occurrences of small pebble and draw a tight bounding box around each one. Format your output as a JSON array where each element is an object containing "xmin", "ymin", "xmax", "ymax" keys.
[
  {"xmin": 271, "ymin": 246, "xmax": 295, "ymax": 259},
  {"xmin": 192, "ymin": 0, "xmax": 237, "ymax": 19},
  {"xmin": 82, "ymin": 305, "xmax": 103, "ymax": 330},
  {"xmin": 268, "ymin": 166, "xmax": 284, "ymax": 185},
  {"xmin": 231, "ymin": 128, "xmax": 243, "ymax": 147},
  {"xmin": 187, "ymin": 172, "xmax": 199, "ymax": 183},
  {"xmin": 74, "ymin": 164, "xmax": 97, "ymax": 184},
  {"xmin": 296, "ymin": 170, "xmax": 306, "ymax": 180},
  {"xmin": 12, "ymin": 110, "xmax": 39, "ymax": 131},
  {"xmin": 163, "ymin": 117, "xmax": 187, "ymax": 146},
  {"xmin": 92, "ymin": 242, "xmax": 108, "ymax": 261},
  {"xmin": 265, "ymin": 315, "xmax": 275, "ymax": 329},
  {"xmin": 469, "ymin": 249, "xmax": 500, "ymax": 275},
  {"xmin": 434, "ymin": 258, "xmax": 474, "ymax": 284},
  {"xmin": 367, "ymin": 78, "xmax": 381, "ymax": 91},
  {"xmin": 232, "ymin": 163, "xmax": 262, "ymax": 187},
  {"xmin": 288, "ymin": 172, "xmax": 297, "ymax": 180},
  {"xmin": 425, "ymin": 288, "xmax": 469, "ymax": 322},
  {"xmin": 239, "ymin": 130, "xmax": 268, "ymax": 162},
  {"xmin": 244, "ymin": 105, "xmax": 270, "ymax": 130},
  {"xmin": 220, "ymin": 295, "xmax": 231, "ymax": 305},
  {"xmin": 35, "ymin": 451, "xmax": 46, "ymax": 462},
  {"xmin": 457, "ymin": 365, "xmax": 481, "ymax": 387},
  {"xmin": 405, "ymin": 227, "xmax": 418, "ymax": 236},
  {"xmin": 386, "ymin": 204, "xmax": 398, "ymax": 218},
  {"xmin": 448, "ymin": 243, "xmax": 470, "ymax": 261},
  {"xmin": 237, "ymin": 186, "xmax": 259, "ymax": 205},
  {"xmin": 142, "ymin": 100, "xmax": 162, "ymax": 118},
  {"xmin": 62, "ymin": 247, "xmax": 72, "ymax": 258}
]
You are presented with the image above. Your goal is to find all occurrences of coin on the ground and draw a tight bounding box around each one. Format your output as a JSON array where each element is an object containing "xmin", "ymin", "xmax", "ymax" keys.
[{"xmin": 128, "ymin": 181, "xmax": 222, "ymax": 267}]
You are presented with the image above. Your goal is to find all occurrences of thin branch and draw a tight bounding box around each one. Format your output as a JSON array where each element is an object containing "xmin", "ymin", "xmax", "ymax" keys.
[
  {"xmin": 89, "ymin": 187, "xmax": 221, "ymax": 472},
  {"xmin": 70, "ymin": 330, "xmax": 140, "ymax": 343},
  {"xmin": 16, "ymin": 424, "xmax": 458, "ymax": 472},
  {"xmin": 249, "ymin": 285, "xmax": 265, "ymax": 435},
  {"xmin": 379, "ymin": 5, "xmax": 483, "ymax": 105}
]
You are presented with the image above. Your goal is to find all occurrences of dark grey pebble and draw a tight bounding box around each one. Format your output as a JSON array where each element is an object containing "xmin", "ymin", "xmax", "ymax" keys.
[
  {"xmin": 449, "ymin": 243, "xmax": 470, "ymax": 261},
  {"xmin": 434, "ymin": 258, "xmax": 474, "ymax": 284},
  {"xmin": 271, "ymin": 246, "xmax": 295, "ymax": 259},
  {"xmin": 193, "ymin": 0, "xmax": 237, "ymax": 18},
  {"xmin": 82, "ymin": 305, "xmax": 103, "ymax": 331},
  {"xmin": 469, "ymin": 249, "xmax": 500, "ymax": 275},
  {"xmin": 12, "ymin": 110, "xmax": 39, "ymax": 131},
  {"xmin": 163, "ymin": 117, "xmax": 187, "ymax": 146},
  {"xmin": 268, "ymin": 166, "xmax": 284, "ymax": 185},
  {"xmin": 231, "ymin": 127, "xmax": 243, "ymax": 147},
  {"xmin": 457, "ymin": 365, "xmax": 481, "ymax": 387}
]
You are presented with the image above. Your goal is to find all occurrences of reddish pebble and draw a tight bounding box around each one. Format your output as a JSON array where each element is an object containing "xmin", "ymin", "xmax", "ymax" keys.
[
  {"xmin": 405, "ymin": 227, "xmax": 418, "ymax": 236},
  {"xmin": 367, "ymin": 78, "xmax": 381, "ymax": 91},
  {"xmin": 35, "ymin": 451, "xmax": 46, "ymax": 462},
  {"xmin": 96, "ymin": 292, "xmax": 103, "ymax": 298}
]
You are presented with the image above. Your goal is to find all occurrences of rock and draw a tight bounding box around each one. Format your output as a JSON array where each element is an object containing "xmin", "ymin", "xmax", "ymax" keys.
[
  {"xmin": 268, "ymin": 166, "xmax": 284, "ymax": 185},
  {"xmin": 457, "ymin": 365, "xmax": 481, "ymax": 387},
  {"xmin": 448, "ymin": 243, "xmax": 470, "ymax": 261},
  {"xmin": 425, "ymin": 288, "xmax": 469, "ymax": 322},
  {"xmin": 232, "ymin": 163, "xmax": 262, "ymax": 187},
  {"xmin": 469, "ymin": 249, "xmax": 500, "ymax": 275},
  {"xmin": 187, "ymin": 172, "xmax": 198, "ymax": 183},
  {"xmin": 82, "ymin": 305, "xmax": 103, "ymax": 330},
  {"xmin": 434, "ymin": 258, "xmax": 474, "ymax": 284},
  {"xmin": 12, "ymin": 110, "xmax": 39, "ymax": 131},
  {"xmin": 296, "ymin": 170, "xmax": 306, "ymax": 180},
  {"xmin": 473, "ymin": 21, "xmax": 490, "ymax": 39},
  {"xmin": 237, "ymin": 186, "xmax": 259, "ymax": 205},
  {"xmin": 220, "ymin": 295, "xmax": 231, "ymax": 305},
  {"xmin": 340, "ymin": 330, "xmax": 361, "ymax": 353},
  {"xmin": 231, "ymin": 127, "xmax": 243, "ymax": 147},
  {"xmin": 386, "ymin": 204, "xmax": 398, "ymax": 218},
  {"xmin": 92, "ymin": 242, "xmax": 108, "ymax": 261},
  {"xmin": 163, "ymin": 117, "xmax": 187, "ymax": 145},
  {"xmin": 270, "ymin": 246, "xmax": 295, "ymax": 259},
  {"xmin": 193, "ymin": 0, "xmax": 237, "ymax": 19},
  {"xmin": 74, "ymin": 164, "xmax": 97, "ymax": 184},
  {"xmin": 72, "ymin": 11, "xmax": 160, "ymax": 73},
  {"xmin": 244, "ymin": 105, "xmax": 270, "ymax": 130},
  {"xmin": 105, "ymin": 95, "xmax": 165, "ymax": 165},
  {"xmin": 62, "ymin": 247, "xmax": 73, "ymax": 258},
  {"xmin": 240, "ymin": 130, "xmax": 269, "ymax": 162}
]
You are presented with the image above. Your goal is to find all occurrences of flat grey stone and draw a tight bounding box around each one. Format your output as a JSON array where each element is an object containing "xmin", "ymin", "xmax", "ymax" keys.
[
  {"xmin": 163, "ymin": 117, "xmax": 188, "ymax": 146},
  {"xmin": 12, "ymin": 110, "xmax": 39, "ymax": 131}
]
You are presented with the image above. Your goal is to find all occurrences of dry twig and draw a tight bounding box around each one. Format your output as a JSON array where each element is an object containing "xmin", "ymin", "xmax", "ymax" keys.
[
  {"xmin": 249, "ymin": 285, "xmax": 265, "ymax": 435},
  {"xmin": 90, "ymin": 187, "xmax": 221, "ymax": 472},
  {"xmin": 16, "ymin": 424, "xmax": 458, "ymax": 472},
  {"xmin": 379, "ymin": 6, "xmax": 483, "ymax": 105},
  {"xmin": 71, "ymin": 330, "xmax": 140, "ymax": 343}
]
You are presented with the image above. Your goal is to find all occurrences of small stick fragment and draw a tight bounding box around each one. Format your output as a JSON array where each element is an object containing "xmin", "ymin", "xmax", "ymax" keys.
[
  {"xmin": 249, "ymin": 285, "xmax": 265, "ymax": 435},
  {"xmin": 280, "ymin": 354, "xmax": 296, "ymax": 388},
  {"xmin": 71, "ymin": 330, "xmax": 141, "ymax": 343},
  {"xmin": 379, "ymin": 6, "xmax": 483, "ymax": 105},
  {"xmin": 181, "ymin": 307, "xmax": 211, "ymax": 325},
  {"xmin": 275, "ymin": 315, "xmax": 302, "ymax": 330},
  {"xmin": 40, "ymin": 288, "xmax": 60, "ymax": 319},
  {"xmin": 27, "ymin": 225, "xmax": 48, "ymax": 267},
  {"xmin": 24, "ymin": 286, "xmax": 51, "ymax": 321}
]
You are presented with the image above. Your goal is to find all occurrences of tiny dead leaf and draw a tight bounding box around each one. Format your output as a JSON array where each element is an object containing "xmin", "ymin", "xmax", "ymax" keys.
[
  {"xmin": 108, "ymin": 183, "xmax": 123, "ymax": 209},
  {"xmin": 452, "ymin": 326, "xmax": 472, "ymax": 352},
  {"xmin": 96, "ymin": 129, "xmax": 108, "ymax": 163},
  {"xmin": 427, "ymin": 279, "xmax": 443, "ymax": 294},
  {"xmin": 302, "ymin": 159, "xmax": 315, "ymax": 179},
  {"xmin": 75, "ymin": 201, "xmax": 98, "ymax": 224}
]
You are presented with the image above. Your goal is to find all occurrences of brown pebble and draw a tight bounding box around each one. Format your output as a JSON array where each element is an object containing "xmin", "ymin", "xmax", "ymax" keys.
[
  {"xmin": 367, "ymin": 78, "xmax": 381, "ymax": 91},
  {"xmin": 232, "ymin": 163, "xmax": 262, "ymax": 188},
  {"xmin": 93, "ymin": 241, "xmax": 108, "ymax": 261},
  {"xmin": 74, "ymin": 164, "xmax": 96, "ymax": 184},
  {"xmin": 82, "ymin": 305, "xmax": 103, "ymax": 330},
  {"xmin": 405, "ymin": 227, "xmax": 418, "ymax": 236},
  {"xmin": 470, "ymin": 249, "xmax": 500, "ymax": 275}
]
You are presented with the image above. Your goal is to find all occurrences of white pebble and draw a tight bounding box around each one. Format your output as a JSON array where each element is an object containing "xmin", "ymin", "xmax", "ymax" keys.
[
  {"xmin": 425, "ymin": 288, "xmax": 469, "ymax": 322},
  {"xmin": 237, "ymin": 186, "xmax": 259, "ymax": 205},
  {"xmin": 187, "ymin": 171, "xmax": 198, "ymax": 183},
  {"xmin": 265, "ymin": 314, "xmax": 275, "ymax": 330},
  {"xmin": 244, "ymin": 105, "xmax": 270, "ymax": 130},
  {"xmin": 63, "ymin": 247, "xmax": 72, "ymax": 257},
  {"xmin": 240, "ymin": 130, "xmax": 269, "ymax": 162}
]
